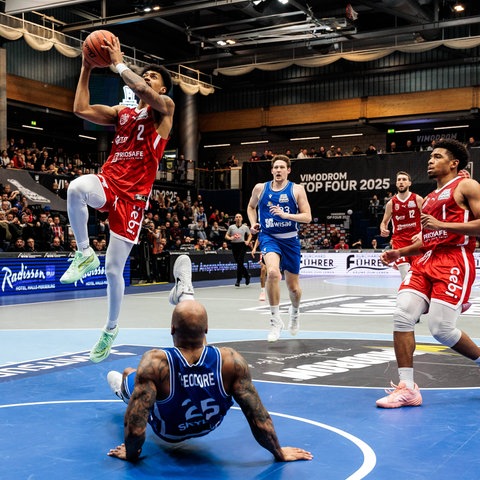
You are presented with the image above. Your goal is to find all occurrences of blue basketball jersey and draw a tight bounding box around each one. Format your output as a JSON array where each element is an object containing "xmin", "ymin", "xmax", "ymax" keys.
[
  {"xmin": 258, "ymin": 181, "xmax": 298, "ymax": 238},
  {"xmin": 148, "ymin": 346, "xmax": 233, "ymax": 443}
]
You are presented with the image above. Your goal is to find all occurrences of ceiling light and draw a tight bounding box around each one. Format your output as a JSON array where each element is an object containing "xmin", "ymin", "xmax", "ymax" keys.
[
  {"xmin": 331, "ymin": 133, "xmax": 363, "ymax": 138},
  {"xmin": 217, "ymin": 40, "xmax": 227, "ymax": 46},
  {"xmin": 240, "ymin": 140, "xmax": 269, "ymax": 145},
  {"xmin": 204, "ymin": 143, "xmax": 231, "ymax": 148},
  {"xmin": 394, "ymin": 129, "xmax": 421, "ymax": 133},
  {"xmin": 79, "ymin": 134, "xmax": 97, "ymax": 140},
  {"xmin": 452, "ymin": 3, "xmax": 465, "ymax": 13},
  {"xmin": 252, "ymin": 0, "xmax": 264, "ymax": 5},
  {"xmin": 143, "ymin": 6, "xmax": 152, "ymax": 12},
  {"xmin": 278, "ymin": 0, "xmax": 289, "ymax": 4},
  {"xmin": 22, "ymin": 124, "xmax": 43, "ymax": 131},
  {"xmin": 290, "ymin": 136, "xmax": 320, "ymax": 141},
  {"xmin": 433, "ymin": 125, "xmax": 469, "ymax": 130},
  {"xmin": 226, "ymin": 39, "xmax": 236, "ymax": 45}
]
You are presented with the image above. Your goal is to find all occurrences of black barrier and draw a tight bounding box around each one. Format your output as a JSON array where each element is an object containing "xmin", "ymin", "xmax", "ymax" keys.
[
  {"xmin": 0, "ymin": 252, "xmax": 130, "ymax": 296},
  {"xmin": 169, "ymin": 251, "xmax": 261, "ymax": 282},
  {"xmin": 242, "ymin": 150, "xmax": 480, "ymax": 219}
]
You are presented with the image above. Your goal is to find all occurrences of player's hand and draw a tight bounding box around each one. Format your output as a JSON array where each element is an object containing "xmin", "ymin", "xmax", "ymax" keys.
[
  {"xmin": 279, "ymin": 446, "xmax": 313, "ymax": 462},
  {"xmin": 107, "ymin": 443, "xmax": 128, "ymax": 460},
  {"xmin": 380, "ymin": 249, "xmax": 400, "ymax": 266},
  {"xmin": 421, "ymin": 213, "xmax": 443, "ymax": 231},
  {"xmin": 380, "ymin": 227, "xmax": 390, "ymax": 237},
  {"xmin": 269, "ymin": 204, "xmax": 285, "ymax": 218},
  {"xmin": 250, "ymin": 223, "xmax": 260, "ymax": 234},
  {"xmin": 411, "ymin": 232, "xmax": 422, "ymax": 244}
]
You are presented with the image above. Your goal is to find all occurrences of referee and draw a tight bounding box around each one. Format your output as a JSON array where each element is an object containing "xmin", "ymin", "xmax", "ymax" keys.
[{"xmin": 225, "ymin": 213, "xmax": 252, "ymax": 287}]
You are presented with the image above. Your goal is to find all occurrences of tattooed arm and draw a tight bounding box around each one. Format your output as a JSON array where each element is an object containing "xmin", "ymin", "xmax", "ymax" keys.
[
  {"xmin": 222, "ymin": 347, "xmax": 313, "ymax": 462},
  {"xmin": 108, "ymin": 350, "xmax": 169, "ymax": 462}
]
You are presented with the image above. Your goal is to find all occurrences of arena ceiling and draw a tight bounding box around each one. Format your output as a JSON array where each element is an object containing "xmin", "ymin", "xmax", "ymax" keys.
[
  {"xmin": 5, "ymin": 0, "xmax": 480, "ymax": 75},
  {"xmin": 3, "ymin": 1, "xmax": 480, "ymax": 145}
]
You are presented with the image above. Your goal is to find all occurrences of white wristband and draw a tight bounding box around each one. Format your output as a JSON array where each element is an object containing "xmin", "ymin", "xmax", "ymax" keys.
[{"xmin": 115, "ymin": 63, "xmax": 129, "ymax": 75}]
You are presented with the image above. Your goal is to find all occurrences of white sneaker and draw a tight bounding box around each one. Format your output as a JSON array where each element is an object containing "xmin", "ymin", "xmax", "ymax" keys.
[
  {"xmin": 288, "ymin": 306, "xmax": 300, "ymax": 336},
  {"xmin": 259, "ymin": 290, "xmax": 266, "ymax": 301},
  {"xmin": 107, "ymin": 370, "xmax": 128, "ymax": 403},
  {"xmin": 267, "ymin": 318, "xmax": 284, "ymax": 342},
  {"xmin": 169, "ymin": 255, "xmax": 194, "ymax": 305}
]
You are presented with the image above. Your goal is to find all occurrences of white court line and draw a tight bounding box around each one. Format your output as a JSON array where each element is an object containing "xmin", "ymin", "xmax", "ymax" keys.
[{"xmin": 0, "ymin": 400, "xmax": 376, "ymax": 479}]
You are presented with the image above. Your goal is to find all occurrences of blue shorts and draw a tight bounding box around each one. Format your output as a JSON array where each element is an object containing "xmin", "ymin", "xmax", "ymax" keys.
[
  {"xmin": 123, "ymin": 371, "xmax": 136, "ymax": 400},
  {"xmin": 259, "ymin": 233, "xmax": 301, "ymax": 274}
]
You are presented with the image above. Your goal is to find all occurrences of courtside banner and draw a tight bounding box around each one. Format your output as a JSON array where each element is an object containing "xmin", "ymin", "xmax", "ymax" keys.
[
  {"xmin": 0, "ymin": 253, "xmax": 130, "ymax": 296},
  {"xmin": 242, "ymin": 150, "xmax": 480, "ymax": 218},
  {"xmin": 300, "ymin": 251, "xmax": 480, "ymax": 276}
]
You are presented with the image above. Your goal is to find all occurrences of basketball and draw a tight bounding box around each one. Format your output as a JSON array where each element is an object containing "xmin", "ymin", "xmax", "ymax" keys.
[{"xmin": 82, "ymin": 30, "xmax": 115, "ymax": 68}]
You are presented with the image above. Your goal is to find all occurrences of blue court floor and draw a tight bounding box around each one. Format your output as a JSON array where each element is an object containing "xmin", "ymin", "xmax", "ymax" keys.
[{"xmin": 1, "ymin": 275, "xmax": 480, "ymax": 479}]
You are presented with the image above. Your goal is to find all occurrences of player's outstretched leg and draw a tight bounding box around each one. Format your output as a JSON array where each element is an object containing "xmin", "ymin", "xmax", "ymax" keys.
[
  {"xmin": 60, "ymin": 249, "xmax": 100, "ymax": 284},
  {"xmin": 90, "ymin": 326, "xmax": 119, "ymax": 363},
  {"xmin": 169, "ymin": 255, "xmax": 195, "ymax": 305}
]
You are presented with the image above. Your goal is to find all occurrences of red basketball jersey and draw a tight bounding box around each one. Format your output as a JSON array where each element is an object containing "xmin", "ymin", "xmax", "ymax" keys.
[
  {"xmin": 100, "ymin": 105, "xmax": 168, "ymax": 206},
  {"xmin": 391, "ymin": 192, "xmax": 421, "ymax": 249},
  {"xmin": 421, "ymin": 176, "xmax": 476, "ymax": 253}
]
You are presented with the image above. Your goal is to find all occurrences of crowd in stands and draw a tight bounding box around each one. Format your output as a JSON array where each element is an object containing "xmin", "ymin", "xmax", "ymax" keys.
[{"xmin": 1, "ymin": 137, "xmax": 98, "ymax": 176}]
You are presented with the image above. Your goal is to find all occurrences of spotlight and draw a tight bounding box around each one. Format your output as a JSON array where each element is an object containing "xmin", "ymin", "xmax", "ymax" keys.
[{"xmin": 452, "ymin": 2, "xmax": 465, "ymax": 12}]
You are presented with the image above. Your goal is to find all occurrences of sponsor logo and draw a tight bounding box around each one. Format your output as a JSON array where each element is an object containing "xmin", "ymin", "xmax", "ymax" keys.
[
  {"xmin": 1, "ymin": 263, "xmax": 54, "ymax": 292},
  {"xmin": 438, "ymin": 188, "xmax": 451, "ymax": 201},
  {"xmin": 278, "ymin": 194, "xmax": 289, "ymax": 203},
  {"xmin": 225, "ymin": 339, "xmax": 479, "ymax": 388},
  {"xmin": 119, "ymin": 113, "xmax": 130, "ymax": 126}
]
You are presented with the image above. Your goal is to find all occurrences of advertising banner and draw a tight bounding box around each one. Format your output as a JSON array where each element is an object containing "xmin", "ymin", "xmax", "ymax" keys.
[
  {"xmin": 242, "ymin": 150, "xmax": 480, "ymax": 218},
  {"xmin": 0, "ymin": 253, "xmax": 130, "ymax": 296}
]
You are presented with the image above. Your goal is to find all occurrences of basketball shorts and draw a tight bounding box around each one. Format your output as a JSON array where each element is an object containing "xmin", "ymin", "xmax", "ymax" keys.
[
  {"xmin": 259, "ymin": 233, "xmax": 301, "ymax": 274},
  {"xmin": 399, "ymin": 247, "xmax": 475, "ymax": 308},
  {"xmin": 97, "ymin": 175, "xmax": 144, "ymax": 244}
]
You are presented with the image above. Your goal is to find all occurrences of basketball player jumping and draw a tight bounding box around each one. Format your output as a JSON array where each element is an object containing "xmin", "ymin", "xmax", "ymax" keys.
[{"xmin": 60, "ymin": 34, "xmax": 175, "ymax": 362}]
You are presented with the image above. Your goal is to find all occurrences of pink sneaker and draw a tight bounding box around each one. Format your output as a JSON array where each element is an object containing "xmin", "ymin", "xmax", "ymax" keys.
[
  {"xmin": 376, "ymin": 381, "xmax": 422, "ymax": 408},
  {"xmin": 259, "ymin": 291, "xmax": 266, "ymax": 301}
]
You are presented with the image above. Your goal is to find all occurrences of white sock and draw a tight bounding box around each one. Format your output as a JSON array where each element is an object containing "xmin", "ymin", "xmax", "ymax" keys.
[
  {"xmin": 398, "ymin": 367, "xmax": 415, "ymax": 389},
  {"xmin": 82, "ymin": 246, "xmax": 93, "ymax": 256},
  {"xmin": 270, "ymin": 305, "xmax": 280, "ymax": 319},
  {"xmin": 105, "ymin": 322, "xmax": 117, "ymax": 331}
]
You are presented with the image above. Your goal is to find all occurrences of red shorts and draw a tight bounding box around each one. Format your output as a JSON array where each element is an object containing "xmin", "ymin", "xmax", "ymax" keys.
[
  {"xmin": 399, "ymin": 247, "xmax": 475, "ymax": 308},
  {"xmin": 392, "ymin": 236, "xmax": 419, "ymax": 267},
  {"xmin": 98, "ymin": 178, "xmax": 144, "ymax": 244}
]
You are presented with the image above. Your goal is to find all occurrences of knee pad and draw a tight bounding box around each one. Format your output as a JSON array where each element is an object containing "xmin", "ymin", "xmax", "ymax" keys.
[
  {"xmin": 428, "ymin": 304, "xmax": 462, "ymax": 347},
  {"xmin": 393, "ymin": 292, "xmax": 427, "ymax": 332}
]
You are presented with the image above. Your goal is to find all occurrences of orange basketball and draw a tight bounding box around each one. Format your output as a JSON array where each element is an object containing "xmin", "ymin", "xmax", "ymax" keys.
[{"xmin": 82, "ymin": 30, "xmax": 115, "ymax": 68}]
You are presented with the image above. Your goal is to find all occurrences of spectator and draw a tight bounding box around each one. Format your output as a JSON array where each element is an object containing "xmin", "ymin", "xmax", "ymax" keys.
[
  {"xmin": 404, "ymin": 139, "xmax": 416, "ymax": 152},
  {"xmin": 319, "ymin": 237, "xmax": 331, "ymax": 249},
  {"xmin": 217, "ymin": 241, "xmax": 229, "ymax": 251},
  {"xmin": 33, "ymin": 212, "xmax": 53, "ymax": 251},
  {"xmin": 249, "ymin": 151, "xmax": 261, "ymax": 162},
  {"xmin": 317, "ymin": 146, "xmax": 327, "ymax": 158},
  {"xmin": 7, "ymin": 237, "xmax": 25, "ymax": 252},
  {"xmin": 1, "ymin": 150, "xmax": 10, "ymax": 168},
  {"xmin": 326, "ymin": 145, "xmax": 336, "ymax": 157},
  {"xmin": 351, "ymin": 145, "xmax": 363, "ymax": 155},
  {"xmin": 50, "ymin": 236, "xmax": 65, "ymax": 252},
  {"xmin": 388, "ymin": 141, "xmax": 398, "ymax": 153},
  {"xmin": 466, "ymin": 136, "xmax": 478, "ymax": 149},
  {"xmin": 208, "ymin": 220, "xmax": 223, "ymax": 248},
  {"xmin": 24, "ymin": 237, "xmax": 37, "ymax": 252},
  {"xmin": 365, "ymin": 144, "xmax": 377, "ymax": 155},
  {"xmin": 334, "ymin": 238, "xmax": 349, "ymax": 250},
  {"xmin": 296, "ymin": 148, "xmax": 308, "ymax": 159}
]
